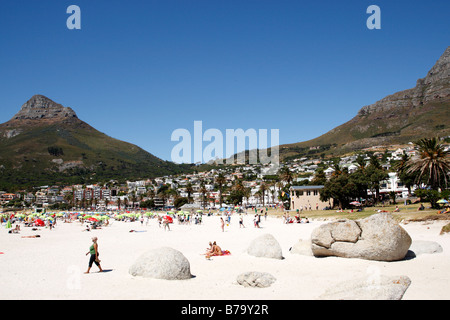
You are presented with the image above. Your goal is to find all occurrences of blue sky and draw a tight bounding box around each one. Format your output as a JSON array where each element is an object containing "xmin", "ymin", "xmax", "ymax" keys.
[{"xmin": 0, "ymin": 0, "xmax": 449, "ymax": 162}]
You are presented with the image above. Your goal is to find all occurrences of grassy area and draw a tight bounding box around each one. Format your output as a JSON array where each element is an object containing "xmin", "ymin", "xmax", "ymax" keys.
[{"xmin": 266, "ymin": 202, "xmax": 450, "ymax": 222}]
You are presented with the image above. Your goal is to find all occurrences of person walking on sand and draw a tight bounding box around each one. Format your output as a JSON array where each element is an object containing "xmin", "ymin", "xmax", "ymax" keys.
[
  {"xmin": 85, "ymin": 236, "xmax": 103, "ymax": 273},
  {"xmin": 220, "ymin": 217, "xmax": 225, "ymax": 232},
  {"xmin": 239, "ymin": 214, "xmax": 245, "ymax": 228}
]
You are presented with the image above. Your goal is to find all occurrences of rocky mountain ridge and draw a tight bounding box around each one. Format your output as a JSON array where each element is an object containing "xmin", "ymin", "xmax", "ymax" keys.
[
  {"xmin": 278, "ymin": 46, "xmax": 450, "ymax": 160},
  {"xmin": 0, "ymin": 95, "xmax": 191, "ymax": 188},
  {"xmin": 11, "ymin": 94, "xmax": 78, "ymax": 121}
]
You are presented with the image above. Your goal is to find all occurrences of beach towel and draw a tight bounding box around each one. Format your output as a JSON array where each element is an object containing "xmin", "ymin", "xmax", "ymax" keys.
[{"xmin": 221, "ymin": 250, "xmax": 231, "ymax": 256}]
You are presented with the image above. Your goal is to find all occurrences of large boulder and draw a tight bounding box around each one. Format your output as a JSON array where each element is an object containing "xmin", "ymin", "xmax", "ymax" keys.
[
  {"xmin": 311, "ymin": 213, "xmax": 412, "ymax": 261},
  {"xmin": 289, "ymin": 239, "xmax": 313, "ymax": 256},
  {"xmin": 129, "ymin": 247, "xmax": 192, "ymax": 280},
  {"xmin": 319, "ymin": 275, "xmax": 411, "ymax": 300},
  {"xmin": 247, "ymin": 234, "xmax": 283, "ymax": 259},
  {"xmin": 236, "ymin": 272, "xmax": 276, "ymax": 288},
  {"xmin": 405, "ymin": 240, "xmax": 443, "ymax": 258}
]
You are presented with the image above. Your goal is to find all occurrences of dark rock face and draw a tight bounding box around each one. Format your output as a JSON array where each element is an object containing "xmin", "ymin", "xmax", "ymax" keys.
[{"xmin": 358, "ymin": 46, "xmax": 450, "ymax": 117}]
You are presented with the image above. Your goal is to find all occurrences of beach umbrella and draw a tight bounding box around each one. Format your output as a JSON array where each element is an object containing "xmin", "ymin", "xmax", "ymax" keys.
[
  {"xmin": 350, "ymin": 201, "xmax": 362, "ymax": 206},
  {"xmin": 437, "ymin": 199, "xmax": 448, "ymax": 204}
]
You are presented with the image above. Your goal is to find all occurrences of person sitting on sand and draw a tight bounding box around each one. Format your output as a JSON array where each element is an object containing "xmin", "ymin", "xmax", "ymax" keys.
[
  {"xmin": 206, "ymin": 241, "xmax": 221, "ymax": 259},
  {"xmin": 206, "ymin": 241, "xmax": 230, "ymax": 259},
  {"xmin": 393, "ymin": 206, "xmax": 400, "ymax": 212},
  {"xmin": 205, "ymin": 242, "xmax": 213, "ymax": 255}
]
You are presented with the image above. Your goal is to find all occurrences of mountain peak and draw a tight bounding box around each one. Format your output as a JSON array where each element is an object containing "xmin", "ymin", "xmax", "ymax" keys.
[
  {"xmin": 11, "ymin": 95, "xmax": 78, "ymax": 121},
  {"xmin": 423, "ymin": 46, "xmax": 450, "ymax": 86},
  {"xmin": 358, "ymin": 46, "xmax": 450, "ymax": 117}
]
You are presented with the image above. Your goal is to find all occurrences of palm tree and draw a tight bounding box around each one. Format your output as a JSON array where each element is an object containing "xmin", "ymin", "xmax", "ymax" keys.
[
  {"xmin": 215, "ymin": 173, "xmax": 226, "ymax": 208},
  {"xmin": 259, "ymin": 182, "xmax": 268, "ymax": 206},
  {"xmin": 131, "ymin": 192, "xmax": 137, "ymax": 209},
  {"xmin": 278, "ymin": 167, "xmax": 293, "ymax": 186},
  {"xmin": 355, "ymin": 154, "xmax": 368, "ymax": 171},
  {"xmin": 147, "ymin": 188, "xmax": 155, "ymax": 200},
  {"xmin": 395, "ymin": 151, "xmax": 416, "ymax": 196},
  {"xmin": 199, "ymin": 180, "xmax": 207, "ymax": 209},
  {"xmin": 407, "ymin": 137, "xmax": 450, "ymax": 190},
  {"xmin": 269, "ymin": 183, "xmax": 276, "ymax": 204},
  {"xmin": 243, "ymin": 187, "xmax": 252, "ymax": 207},
  {"xmin": 64, "ymin": 192, "xmax": 74, "ymax": 209},
  {"xmin": 186, "ymin": 182, "xmax": 193, "ymax": 204},
  {"xmin": 275, "ymin": 181, "xmax": 283, "ymax": 202}
]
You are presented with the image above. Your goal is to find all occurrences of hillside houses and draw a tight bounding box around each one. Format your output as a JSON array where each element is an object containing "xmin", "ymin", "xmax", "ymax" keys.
[{"xmin": 0, "ymin": 144, "xmax": 440, "ymax": 211}]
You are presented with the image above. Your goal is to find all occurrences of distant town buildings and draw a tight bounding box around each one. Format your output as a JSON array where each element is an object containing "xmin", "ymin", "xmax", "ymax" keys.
[{"xmin": 0, "ymin": 144, "xmax": 435, "ymax": 211}]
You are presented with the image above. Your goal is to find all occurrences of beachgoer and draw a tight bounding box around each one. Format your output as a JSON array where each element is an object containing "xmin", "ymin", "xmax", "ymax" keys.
[
  {"xmin": 205, "ymin": 242, "xmax": 213, "ymax": 255},
  {"xmin": 220, "ymin": 217, "xmax": 224, "ymax": 232},
  {"xmin": 239, "ymin": 215, "xmax": 245, "ymax": 228},
  {"xmin": 21, "ymin": 235, "xmax": 40, "ymax": 238},
  {"xmin": 157, "ymin": 215, "xmax": 162, "ymax": 228},
  {"xmin": 85, "ymin": 236, "xmax": 103, "ymax": 273},
  {"xmin": 206, "ymin": 241, "xmax": 223, "ymax": 259},
  {"xmin": 163, "ymin": 216, "xmax": 170, "ymax": 231}
]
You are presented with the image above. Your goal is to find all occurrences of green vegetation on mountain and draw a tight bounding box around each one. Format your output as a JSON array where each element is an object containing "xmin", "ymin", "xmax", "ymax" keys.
[{"xmin": 0, "ymin": 95, "xmax": 193, "ymax": 190}]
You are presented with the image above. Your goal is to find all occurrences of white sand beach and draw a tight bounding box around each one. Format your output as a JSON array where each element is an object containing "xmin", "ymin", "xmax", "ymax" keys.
[{"xmin": 1, "ymin": 214, "xmax": 449, "ymax": 300}]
